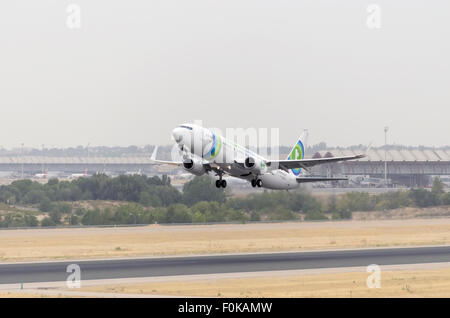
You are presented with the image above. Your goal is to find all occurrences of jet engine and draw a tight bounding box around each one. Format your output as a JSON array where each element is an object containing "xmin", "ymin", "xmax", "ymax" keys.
[
  {"xmin": 243, "ymin": 156, "xmax": 264, "ymax": 173},
  {"xmin": 182, "ymin": 158, "xmax": 206, "ymax": 176}
]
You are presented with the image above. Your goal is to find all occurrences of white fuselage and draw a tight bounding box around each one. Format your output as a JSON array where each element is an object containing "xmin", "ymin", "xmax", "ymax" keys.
[
  {"xmin": 172, "ymin": 124, "xmax": 299, "ymax": 190},
  {"xmin": 69, "ymin": 170, "xmax": 88, "ymax": 179}
]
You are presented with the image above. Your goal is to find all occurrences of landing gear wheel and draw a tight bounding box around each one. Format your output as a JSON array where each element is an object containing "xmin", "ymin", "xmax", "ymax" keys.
[
  {"xmin": 251, "ymin": 179, "xmax": 257, "ymax": 188},
  {"xmin": 256, "ymin": 179, "xmax": 263, "ymax": 188},
  {"xmin": 215, "ymin": 170, "xmax": 226, "ymax": 189}
]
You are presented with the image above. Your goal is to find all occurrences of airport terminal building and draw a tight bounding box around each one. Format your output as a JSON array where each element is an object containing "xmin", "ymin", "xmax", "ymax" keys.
[
  {"xmin": 310, "ymin": 148, "xmax": 450, "ymax": 187},
  {"xmin": 0, "ymin": 147, "xmax": 448, "ymax": 187}
]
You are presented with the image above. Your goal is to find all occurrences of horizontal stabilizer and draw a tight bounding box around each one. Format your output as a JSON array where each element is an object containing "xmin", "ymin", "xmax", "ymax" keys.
[
  {"xmin": 269, "ymin": 154, "xmax": 364, "ymax": 170},
  {"xmin": 296, "ymin": 177, "xmax": 348, "ymax": 183}
]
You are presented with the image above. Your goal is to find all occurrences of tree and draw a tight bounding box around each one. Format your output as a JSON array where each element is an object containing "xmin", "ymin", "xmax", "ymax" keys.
[
  {"xmin": 409, "ymin": 189, "xmax": 436, "ymax": 207},
  {"xmin": 24, "ymin": 215, "xmax": 39, "ymax": 227},
  {"xmin": 157, "ymin": 186, "xmax": 182, "ymax": 206},
  {"xmin": 9, "ymin": 179, "xmax": 35, "ymax": 200},
  {"xmin": 23, "ymin": 190, "xmax": 48, "ymax": 204},
  {"xmin": 431, "ymin": 177, "xmax": 445, "ymax": 205},
  {"xmin": 432, "ymin": 177, "xmax": 445, "ymax": 196},
  {"xmin": 49, "ymin": 210, "xmax": 62, "ymax": 224},
  {"xmin": 115, "ymin": 203, "xmax": 145, "ymax": 224},
  {"xmin": 81, "ymin": 208, "xmax": 104, "ymax": 225},
  {"xmin": 326, "ymin": 196, "xmax": 337, "ymax": 214},
  {"xmin": 69, "ymin": 214, "xmax": 79, "ymax": 225},
  {"xmin": 47, "ymin": 178, "xmax": 59, "ymax": 186},
  {"xmin": 39, "ymin": 198, "xmax": 53, "ymax": 212},
  {"xmin": 164, "ymin": 204, "xmax": 192, "ymax": 223},
  {"xmin": 139, "ymin": 191, "xmax": 161, "ymax": 207},
  {"xmin": 250, "ymin": 211, "xmax": 260, "ymax": 221},
  {"xmin": 442, "ymin": 192, "xmax": 450, "ymax": 205},
  {"xmin": 41, "ymin": 217, "xmax": 56, "ymax": 227},
  {"xmin": 337, "ymin": 192, "xmax": 374, "ymax": 212},
  {"xmin": 52, "ymin": 202, "xmax": 72, "ymax": 214},
  {"xmin": 182, "ymin": 176, "xmax": 226, "ymax": 206}
]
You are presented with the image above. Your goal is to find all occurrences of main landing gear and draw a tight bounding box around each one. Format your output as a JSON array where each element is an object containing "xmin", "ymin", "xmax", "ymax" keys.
[
  {"xmin": 215, "ymin": 179, "xmax": 227, "ymax": 188},
  {"xmin": 251, "ymin": 178, "xmax": 263, "ymax": 188},
  {"xmin": 215, "ymin": 171, "xmax": 227, "ymax": 188}
]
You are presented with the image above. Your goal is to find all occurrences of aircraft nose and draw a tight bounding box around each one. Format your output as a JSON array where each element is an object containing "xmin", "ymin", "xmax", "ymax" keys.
[{"xmin": 172, "ymin": 128, "xmax": 184, "ymax": 143}]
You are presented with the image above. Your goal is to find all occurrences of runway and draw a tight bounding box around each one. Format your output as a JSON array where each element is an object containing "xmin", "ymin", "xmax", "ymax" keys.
[{"xmin": 1, "ymin": 245, "xmax": 450, "ymax": 284}]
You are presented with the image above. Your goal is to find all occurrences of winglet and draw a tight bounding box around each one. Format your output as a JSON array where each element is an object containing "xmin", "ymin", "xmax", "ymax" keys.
[
  {"xmin": 362, "ymin": 142, "xmax": 373, "ymax": 158},
  {"xmin": 151, "ymin": 146, "xmax": 158, "ymax": 161},
  {"xmin": 366, "ymin": 142, "xmax": 373, "ymax": 154},
  {"xmin": 352, "ymin": 142, "xmax": 372, "ymax": 160}
]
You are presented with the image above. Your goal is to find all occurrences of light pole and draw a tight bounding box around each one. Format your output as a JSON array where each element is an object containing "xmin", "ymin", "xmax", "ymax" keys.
[
  {"xmin": 384, "ymin": 126, "xmax": 389, "ymax": 186},
  {"xmin": 87, "ymin": 142, "xmax": 90, "ymax": 161},
  {"xmin": 86, "ymin": 142, "xmax": 90, "ymax": 174},
  {"xmin": 41, "ymin": 144, "xmax": 45, "ymax": 174},
  {"xmin": 21, "ymin": 143, "xmax": 24, "ymax": 179}
]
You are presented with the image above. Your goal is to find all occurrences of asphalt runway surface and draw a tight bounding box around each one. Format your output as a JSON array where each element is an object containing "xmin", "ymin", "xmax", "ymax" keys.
[{"xmin": 1, "ymin": 245, "xmax": 450, "ymax": 284}]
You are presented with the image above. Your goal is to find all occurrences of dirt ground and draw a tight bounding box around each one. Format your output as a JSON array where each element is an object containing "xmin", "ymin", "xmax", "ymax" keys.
[{"xmin": 2, "ymin": 218, "xmax": 450, "ymax": 262}]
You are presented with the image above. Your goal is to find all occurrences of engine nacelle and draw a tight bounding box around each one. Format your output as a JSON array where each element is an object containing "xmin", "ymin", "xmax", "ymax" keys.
[
  {"xmin": 244, "ymin": 156, "xmax": 264, "ymax": 173},
  {"xmin": 182, "ymin": 158, "xmax": 206, "ymax": 176},
  {"xmin": 259, "ymin": 170, "xmax": 298, "ymax": 190}
]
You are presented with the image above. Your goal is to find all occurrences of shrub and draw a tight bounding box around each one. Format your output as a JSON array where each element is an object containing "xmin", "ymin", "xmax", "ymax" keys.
[
  {"xmin": 441, "ymin": 192, "xmax": 450, "ymax": 205},
  {"xmin": 41, "ymin": 217, "xmax": 56, "ymax": 227},
  {"xmin": 304, "ymin": 211, "xmax": 328, "ymax": 221},
  {"xmin": 270, "ymin": 205, "xmax": 295, "ymax": 221},
  {"xmin": 409, "ymin": 189, "xmax": 438, "ymax": 207}
]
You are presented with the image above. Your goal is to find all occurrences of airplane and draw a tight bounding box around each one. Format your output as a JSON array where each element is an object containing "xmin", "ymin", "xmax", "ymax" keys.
[
  {"xmin": 34, "ymin": 170, "xmax": 48, "ymax": 179},
  {"xmin": 125, "ymin": 169, "xmax": 143, "ymax": 176},
  {"xmin": 69, "ymin": 169, "xmax": 88, "ymax": 179},
  {"xmin": 151, "ymin": 123, "xmax": 365, "ymax": 190}
]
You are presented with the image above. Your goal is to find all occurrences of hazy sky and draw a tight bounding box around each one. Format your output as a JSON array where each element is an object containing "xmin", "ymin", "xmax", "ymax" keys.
[{"xmin": 1, "ymin": 1, "xmax": 449, "ymax": 149}]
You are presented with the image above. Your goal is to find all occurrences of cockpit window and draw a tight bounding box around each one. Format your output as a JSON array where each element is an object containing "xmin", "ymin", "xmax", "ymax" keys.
[{"xmin": 179, "ymin": 125, "xmax": 193, "ymax": 130}]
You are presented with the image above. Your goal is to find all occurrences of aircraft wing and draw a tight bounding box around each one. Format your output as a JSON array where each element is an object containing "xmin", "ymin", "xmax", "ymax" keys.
[
  {"xmin": 150, "ymin": 147, "xmax": 216, "ymax": 172},
  {"xmin": 151, "ymin": 159, "xmax": 183, "ymax": 165},
  {"xmin": 151, "ymin": 155, "xmax": 221, "ymax": 176},
  {"xmin": 268, "ymin": 154, "xmax": 364, "ymax": 170},
  {"xmin": 150, "ymin": 146, "xmax": 183, "ymax": 165},
  {"xmin": 296, "ymin": 176, "xmax": 348, "ymax": 183}
]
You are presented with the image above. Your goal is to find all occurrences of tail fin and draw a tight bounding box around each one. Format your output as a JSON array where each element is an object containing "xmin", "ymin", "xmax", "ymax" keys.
[
  {"xmin": 286, "ymin": 129, "xmax": 308, "ymax": 176},
  {"xmin": 84, "ymin": 168, "xmax": 88, "ymax": 176}
]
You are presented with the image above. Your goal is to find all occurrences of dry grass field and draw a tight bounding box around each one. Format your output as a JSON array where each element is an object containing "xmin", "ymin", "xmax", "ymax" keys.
[
  {"xmin": 77, "ymin": 266, "xmax": 450, "ymax": 297},
  {"xmin": 2, "ymin": 203, "xmax": 449, "ymax": 298},
  {"xmin": 0, "ymin": 292, "xmax": 52, "ymax": 298},
  {"xmin": 3, "ymin": 265, "xmax": 450, "ymax": 298},
  {"xmin": 1, "ymin": 217, "xmax": 450, "ymax": 262}
]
